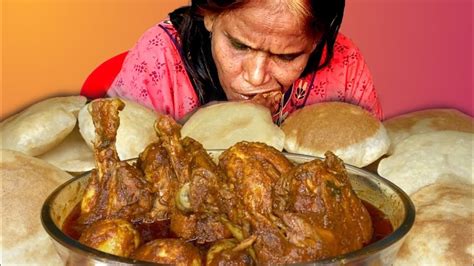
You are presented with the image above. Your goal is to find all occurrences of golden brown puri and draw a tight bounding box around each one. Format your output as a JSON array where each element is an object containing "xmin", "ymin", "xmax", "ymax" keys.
[
  {"xmin": 281, "ymin": 102, "xmax": 390, "ymax": 168},
  {"xmin": 132, "ymin": 239, "xmax": 201, "ymax": 265}
]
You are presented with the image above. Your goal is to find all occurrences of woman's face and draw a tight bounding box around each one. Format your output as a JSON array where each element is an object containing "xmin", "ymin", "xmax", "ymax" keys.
[{"xmin": 204, "ymin": 1, "xmax": 318, "ymax": 109}]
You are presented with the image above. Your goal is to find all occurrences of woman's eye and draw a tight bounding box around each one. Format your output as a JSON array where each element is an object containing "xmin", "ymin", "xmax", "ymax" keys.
[
  {"xmin": 277, "ymin": 54, "xmax": 298, "ymax": 62},
  {"xmin": 230, "ymin": 40, "xmax": 249, "ymax": 51}
]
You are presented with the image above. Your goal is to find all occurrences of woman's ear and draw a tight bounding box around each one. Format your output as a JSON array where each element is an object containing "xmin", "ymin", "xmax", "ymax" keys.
[{"xmin": 203, "ymin": 13, "xmax": 216, "ymax": 32}]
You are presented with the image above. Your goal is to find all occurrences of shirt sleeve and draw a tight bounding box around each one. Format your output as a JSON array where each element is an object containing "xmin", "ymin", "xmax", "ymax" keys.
[
  {"xmin": 107, "ymin": 22, "xmax": 197, "ymax": 119},
  {"xmin": 304, "ymin": 33, "xmax": 383, "ymax": 120}
]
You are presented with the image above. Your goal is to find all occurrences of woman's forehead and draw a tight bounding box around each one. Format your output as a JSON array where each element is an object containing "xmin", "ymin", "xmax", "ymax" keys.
[
  {"xmin": 232, "ymin": 0, "xmax": 312, "ymax": 21},
  {"xmin": 220, "ymin": 2, "xmax": 310, "ymax": 35},
  {"xmin": 217, "ymin": 7, "xmax": 317, "ymax": 54}
]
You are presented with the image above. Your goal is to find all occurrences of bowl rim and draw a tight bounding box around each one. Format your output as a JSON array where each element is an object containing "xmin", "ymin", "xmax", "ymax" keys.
[
  {"xmin": 41, "ymin": 151, "xmax": 415, "ymax": 265},
  {"xmin": 41, "ymin": 171, "xmax": 162, "ymax": 265}
]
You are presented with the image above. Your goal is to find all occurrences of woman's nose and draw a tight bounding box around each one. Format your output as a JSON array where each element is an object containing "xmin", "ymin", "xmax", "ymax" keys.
[{"xmin": 242, "ymin": 53, "xmax": 271, "ymax": 87}]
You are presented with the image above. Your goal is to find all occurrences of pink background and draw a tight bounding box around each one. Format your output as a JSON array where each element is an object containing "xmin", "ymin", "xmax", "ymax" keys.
[
  {"xmin": 2, "ymin": 0, "xmax": 472, "ymax": 119},
  {"xmin": 342, "ymin": 0, "xmax": 472, "ymax": 119}
]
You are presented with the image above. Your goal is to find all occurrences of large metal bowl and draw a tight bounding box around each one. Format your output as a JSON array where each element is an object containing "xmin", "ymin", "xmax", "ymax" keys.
[{"xmin": 41, "ymin": 151, "xmax": 415, "ymax": 265}]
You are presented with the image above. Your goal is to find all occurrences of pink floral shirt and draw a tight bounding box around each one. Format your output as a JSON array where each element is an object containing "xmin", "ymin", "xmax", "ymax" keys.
[{"xmin": 108, "ymin": 20, "xmax": 383, "ymax": 123}]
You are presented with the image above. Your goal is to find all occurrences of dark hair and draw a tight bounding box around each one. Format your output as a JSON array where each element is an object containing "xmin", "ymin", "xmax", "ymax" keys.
[{"xmin": 169, "ymin": 0, "xmax": 345, "ymax": 105}]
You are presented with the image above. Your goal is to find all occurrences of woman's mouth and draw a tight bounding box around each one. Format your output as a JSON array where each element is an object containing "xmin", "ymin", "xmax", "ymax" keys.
[
  {"xmin": 234, "ymin": 87, "xmax": 281, "ymax": 96},
  {"xmin": 248, "ymin": 91, "xmax": 283, "ymax": 113}
]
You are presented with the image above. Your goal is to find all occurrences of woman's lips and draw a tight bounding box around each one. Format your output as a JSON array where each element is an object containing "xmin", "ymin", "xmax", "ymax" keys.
[
  {"xmin": 248, "ymin": 91, "xmax": 283, "ymax": 113},
  {"xmin": 227, "ymin": 86, "xmax": 284, "ymax": 113},
  {"xmin": 232, "ymin": 93, "xmax": 250, "ymax": 100},
  {"xmin": 233, "ymin": 87, "xmax": 281, "ymax": 96}
]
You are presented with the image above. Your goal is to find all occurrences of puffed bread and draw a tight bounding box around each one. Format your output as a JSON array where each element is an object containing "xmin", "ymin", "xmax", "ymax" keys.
[
  {"xmin": 0, "ymin": 96, "xmax": 87, "ymax": 156},
  {"xmin": 395, "ymin": 181, "xmax": 473, "ymax": 265},
  {"xmin": 383, "ymin": 108, "xmax": 473, "ymax": 154},
  {"xmin": 181, "ymin": 102, "xmax": 285, "ymax": 151},
  {"xmin": 281, "ymin": 102, "xmax": 390, "ymax": 167},
  {"xmin": 38, "ymin": 126, "xmax": 95, "ymax": 173},
  {"xmin": 378, "ymin": 130, "xmax": 473, "ymax": 195},
  {"xmin": 1, "ymin": 149, "xmax": 72, "ymax": 264}
]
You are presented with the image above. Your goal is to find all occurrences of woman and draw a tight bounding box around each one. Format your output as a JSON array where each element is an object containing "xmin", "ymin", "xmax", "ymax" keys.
[{"xmin": 108, "ymin": 0, "xmax": 383, "ymax": 124}]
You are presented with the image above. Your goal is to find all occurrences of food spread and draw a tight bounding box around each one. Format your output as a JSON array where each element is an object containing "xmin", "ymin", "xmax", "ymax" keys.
[{"xmin": 64, "ymin": 98, "xmax": 391, "ymax": 264}]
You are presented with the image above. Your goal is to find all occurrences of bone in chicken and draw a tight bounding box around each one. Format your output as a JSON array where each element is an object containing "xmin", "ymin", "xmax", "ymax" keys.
[
  {"xmin": 79, "ymin": 99, "xmax": 154, "ymax": 225},
  {"xmin": 75, "ymin": 99, "xmax": 374, "ymax": 264},
  {"xmin": 149, "ymin": 115, "xmax": 231, "ymax": 243},
  {"xmin": 136, "ymin": 138, "xmax": 178, "ymax": 221}
]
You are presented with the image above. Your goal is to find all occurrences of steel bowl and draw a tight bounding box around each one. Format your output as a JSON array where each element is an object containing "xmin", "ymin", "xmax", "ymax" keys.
[{"xmin": 41, "ymin": 151, "xmax": 415, "ymax": 265}]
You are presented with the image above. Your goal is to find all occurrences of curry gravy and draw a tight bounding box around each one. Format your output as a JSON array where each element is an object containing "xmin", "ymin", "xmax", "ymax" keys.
[{"xmin": 63, "ymin": 200, "xmax": 393, "ymax": 257}]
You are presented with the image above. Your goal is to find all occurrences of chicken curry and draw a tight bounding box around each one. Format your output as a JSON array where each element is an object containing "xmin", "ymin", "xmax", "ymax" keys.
[{"xmin": 63, "ymin": 98, "xmax": 392, "ymax": 265}]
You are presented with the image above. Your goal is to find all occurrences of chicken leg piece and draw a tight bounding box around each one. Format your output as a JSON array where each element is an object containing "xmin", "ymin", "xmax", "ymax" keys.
[
  {"xmin": 151, "ymin": 115, "xmax": 230, "ymax": 243},
  {"xmin": 136, "ymin": 141, "xmax": 178, "ymax": 221},
  {"xmin": 79, "ymin": 98, "xmax": 153, "ymax": 225}
]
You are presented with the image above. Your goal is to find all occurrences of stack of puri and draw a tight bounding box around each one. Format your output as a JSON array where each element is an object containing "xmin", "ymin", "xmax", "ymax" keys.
[
  {"xmin": 1, "ymin": 96, "xmax": 161, "ymax": 173},
  {"xmin": 1, "ymin": 96, "xmax": 86, "ymax": 263},
  {"xmin": 0, "ymin": 96, "xmax": 160, "ymax": 263},
  {"xmin": 379, "ymin": 109, "xmax": 473, "ymax": 265}
]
